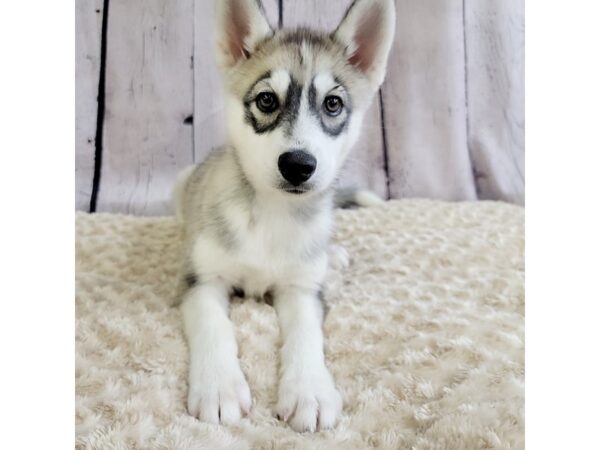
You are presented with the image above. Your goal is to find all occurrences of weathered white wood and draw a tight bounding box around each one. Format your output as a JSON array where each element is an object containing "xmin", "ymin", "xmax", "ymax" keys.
[
  {"xmin": 75, "ymin": 0, "xmax": 103, "ymax": 211},
  {"xmin": 97, "ymin": 0, "xmax": 195, "ymax": 215},
  {"xmin": 78, "ymin": 0, "xmax": 523, "ymax": 213},
  {"xmin": 382, "ymin": 0, "xmax": 477, "ymax": 201},
  {"xmin": 261, "ymin": 0, "xmax": 280, "ymax": 29},
  {"xmin": 465, "ymin": 0, "xmax": 524, "ymax": 204},
  {"xmin": 282, "ymin": 0, "xmax": 389, "ymax": 199},
  {"xmin": 193, "ymin": 0, "xmax": 225, "ymax": 165},
  {"xmin": 282, "ymin": 0, "xmax": 344, "ymax": 33},
  {"xmin": 193, "ymin": 0, "xmax": 280, "ymax": 165}
]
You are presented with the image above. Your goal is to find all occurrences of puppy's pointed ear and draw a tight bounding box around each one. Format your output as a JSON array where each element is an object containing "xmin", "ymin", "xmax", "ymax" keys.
[
  {"xmin": 333, "ymin": 0, "xmax": 396, "ymax": 86},
  {"xmin": 216, "ymin": 0, "xmax": 273, "ymax": 69}
]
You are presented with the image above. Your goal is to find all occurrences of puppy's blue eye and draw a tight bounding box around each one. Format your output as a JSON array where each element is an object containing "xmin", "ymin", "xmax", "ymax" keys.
[
  {"xmin": 324, "ymin": 95, "xmax": 343, "ymax": 116},
  {"xmin": 256, "ymin": 92, "xmax": 279, "ymax": 113}
]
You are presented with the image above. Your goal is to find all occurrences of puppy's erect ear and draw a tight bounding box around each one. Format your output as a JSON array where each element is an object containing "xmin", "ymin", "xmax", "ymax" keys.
[
  {"xmin": 216, "ymin": 0, "xmax": 273, "ymax": 68},
  {"xmin": 333, "ymin": 0, "xmax": 396, "ymax": 86}
]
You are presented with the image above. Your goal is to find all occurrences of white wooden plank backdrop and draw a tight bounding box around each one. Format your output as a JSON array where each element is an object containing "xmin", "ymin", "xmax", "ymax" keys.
[
  {"xmin": 465, "ymin": 0, "xmax": 525, "ymax": 204},
  {"xmin": 75, "ymin": 0, "xmax": 525, "ymax": 215},
  {"xmin": 383, "ymin": 0, "xmax": 477, "ymax": 201},
  {"xmin": 75, "ymin": 0, "xmax": 104, "ymax": 211},
  {"xmin": 96, "ymin": 0, "xmax": 195, "ymax": 214}
]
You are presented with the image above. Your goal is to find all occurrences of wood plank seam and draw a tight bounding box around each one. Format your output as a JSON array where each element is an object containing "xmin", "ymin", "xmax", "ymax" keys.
[
  {"xmin": 89, "ymin": 0, "xmax": 110, "ymax": 212},
  {"xmin": 98, "ymin": 0, "xmax": 195, "ymax": 214},
  {"xmin": 278, "ymin": 0, "xmax": 283, "ymax": 28},
  {"xmin": 462, "ymin": 0, "xmax": 524, "ymax": 203},
  {"xmin": 378, "ymin": 89, "xmax": 391, "ymax": 200},
  {"xmin": 461, "ymin": 0, "xmax": 481, "ymax": 199}
]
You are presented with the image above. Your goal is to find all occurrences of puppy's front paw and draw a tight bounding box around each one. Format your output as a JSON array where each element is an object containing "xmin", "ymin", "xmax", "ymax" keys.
[
  {"xmin": 187, "ymin": 362, "xmax": 252, "ymax": 425},
  {"xmin": 275, "ymin": 366, "xmax": 342, "ymax": 432}
]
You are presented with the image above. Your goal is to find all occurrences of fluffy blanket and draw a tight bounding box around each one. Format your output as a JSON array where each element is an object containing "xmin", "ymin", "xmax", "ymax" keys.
[{"xmin": 75, "ymin": 199, "xmax": 524, "ymax": 449}]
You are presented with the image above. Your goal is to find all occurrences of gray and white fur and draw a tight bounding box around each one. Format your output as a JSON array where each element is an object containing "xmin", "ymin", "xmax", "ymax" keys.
[{"xmin": 175, "ymin": 0, "xmax": 395, "ymax": 432}]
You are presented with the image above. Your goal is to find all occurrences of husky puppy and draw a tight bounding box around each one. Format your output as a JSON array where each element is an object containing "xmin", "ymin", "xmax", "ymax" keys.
[{"xmin": 174, "ymin": 0, "xmax": 395, "ymax": 432}]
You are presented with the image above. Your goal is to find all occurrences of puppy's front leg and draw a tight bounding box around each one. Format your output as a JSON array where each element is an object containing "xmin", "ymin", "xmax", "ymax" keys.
[
  {"xmin": 274, "ymin": 288, "xmax": 342, "ymax": 432},
  {"xmin": 181, "ymin": 281, "xmax": 251, "ymax": 424}
]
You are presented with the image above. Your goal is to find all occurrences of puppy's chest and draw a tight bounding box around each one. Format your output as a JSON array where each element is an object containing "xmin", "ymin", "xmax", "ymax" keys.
[
  {"xmin": 192, "ymin": 202, "xmax": 330, "ymax": 294},
  {"xmin": 231, "ymin": 205, "xmax": 322, "ymax": 267}
]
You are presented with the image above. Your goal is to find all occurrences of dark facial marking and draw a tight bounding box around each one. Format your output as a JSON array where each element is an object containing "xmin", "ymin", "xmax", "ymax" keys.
[
  {"xmin": 242, "ymin": 71, "xmax": 302, "ymax": 135},
  {"xmin": 242, "ymin": 71, "xmax": 272, "ymax": 108},
  {"xmin": 242, "ymin": 72, "xmax": 281, "ymax": 134},
  {"xmin": 280, "ymin": 29, "xmax": 330, "ymax": 48},
  {"xmin": 281, "ymin": 77, "xmax": 302, "ymax": 137},
  {"xmin": 308, "ymin": 83, "xmax": 318, "ymax": 115},
  {"xmin": 308, "ymin": 79, "xmax": 350, "ymax": 137},
  {"xmin": 244, "ymin": 108, "xmax": 278, "ymax": 134}
]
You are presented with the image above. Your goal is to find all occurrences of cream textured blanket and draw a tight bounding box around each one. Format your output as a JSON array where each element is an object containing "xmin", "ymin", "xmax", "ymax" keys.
[{"xmin": 75, "ymin": 200, "xmax": 524, "ymax": 449}]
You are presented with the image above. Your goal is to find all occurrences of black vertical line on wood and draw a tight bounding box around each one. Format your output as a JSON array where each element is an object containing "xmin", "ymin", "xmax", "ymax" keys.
[
  {"xmin": 89, "ymin": 0, "xmax": 110, "ymax": 212},
  {"xmin": 461, "ymin": 0, "xmax": 481, "ymax": 198},
  {"xmin": 278, "ymin": 0, "xmax": 283, "ymax": 28},
  {"xmin": 378, "ymin": 89, "xmax": 391, "ymax": 200}
]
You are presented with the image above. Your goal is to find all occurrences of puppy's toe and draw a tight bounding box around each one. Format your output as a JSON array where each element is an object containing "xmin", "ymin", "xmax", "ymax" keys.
[
  {"xmin": 289, "ymin": 397, "xmax": 319, "ymax": 432},
  {"xmin": 219, "ymin": 394, "xmax": 242, "ymax": 425},
  {"xmin": 317, "ymin": 393, "xmax": 343, "ymax": 430}
]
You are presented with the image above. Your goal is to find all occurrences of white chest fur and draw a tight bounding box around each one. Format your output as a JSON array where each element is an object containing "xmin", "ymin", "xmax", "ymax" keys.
[{"xmin": 190, "ymin": 194, "xmax": 332, "ymax": 297}]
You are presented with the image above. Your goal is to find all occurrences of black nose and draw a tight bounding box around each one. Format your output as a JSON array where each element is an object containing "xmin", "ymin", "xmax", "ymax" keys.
[{"xmin": 278, "ymin": 150, "xmax": 317, "ymax": 186}]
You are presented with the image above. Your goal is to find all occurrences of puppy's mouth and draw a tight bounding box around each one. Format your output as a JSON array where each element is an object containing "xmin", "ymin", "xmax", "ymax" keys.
[
  {"xmin": 279, "ymin": 182, "xmax": 314, "ymax": 195},
  {"xmin": 285, "ymin": 188, "xmax": 309, "ymax": 195}
]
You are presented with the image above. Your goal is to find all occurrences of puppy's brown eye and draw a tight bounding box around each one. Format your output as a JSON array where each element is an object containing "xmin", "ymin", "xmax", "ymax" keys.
[
  {"xmin": 256, "ymin": 92, "xmax": 279, "ymax": 113},
  {"xmin": 324, "ymin": 95, "xmax": 343, "ymax": 116}
]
